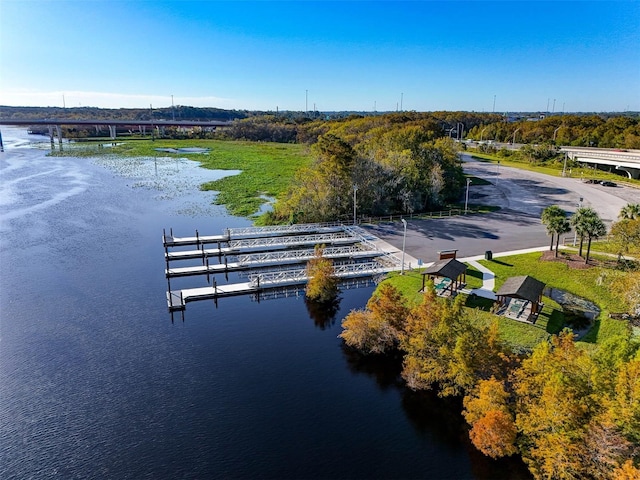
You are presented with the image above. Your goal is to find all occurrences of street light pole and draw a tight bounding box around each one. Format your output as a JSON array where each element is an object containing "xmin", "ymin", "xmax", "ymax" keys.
[
  {"xmin": 573, "ymin": 197, "xmax": 583, "ymax": 246},
  {"xmin": 465, "ymin": 178, "xmax": 471, "ymax": 213},
  {"xmin": 401, "ymin": 218, "xmax": 407, "ymax": 275}
]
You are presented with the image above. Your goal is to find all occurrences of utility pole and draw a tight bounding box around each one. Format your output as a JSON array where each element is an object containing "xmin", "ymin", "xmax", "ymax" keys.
[
  {"xmin": 492, "ymin": 95, "xmax": 496, "ymax": 113},
  {"xmin": 552, "ymin": 99, "xmax": 556, "ymax": 114}
]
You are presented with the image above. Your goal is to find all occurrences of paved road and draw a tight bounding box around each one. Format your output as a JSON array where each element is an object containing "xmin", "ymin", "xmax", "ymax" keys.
[{"xmin": 364, "ymin": 155, "xmax": 640, "ymax": 264}]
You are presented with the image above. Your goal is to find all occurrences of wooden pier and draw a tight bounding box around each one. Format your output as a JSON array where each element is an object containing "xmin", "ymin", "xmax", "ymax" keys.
[{"xmin": 163, "ymin": 223, "xmax": 407, "ymax": 312}]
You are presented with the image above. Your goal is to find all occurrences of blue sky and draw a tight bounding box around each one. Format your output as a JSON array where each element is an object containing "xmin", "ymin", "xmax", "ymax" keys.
[{"xmin": 1, "ymin": 1, "xmax": 638, "ymax": 112}]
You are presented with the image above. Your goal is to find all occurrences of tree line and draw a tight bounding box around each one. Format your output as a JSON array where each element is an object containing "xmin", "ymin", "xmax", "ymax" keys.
[
  {"xmin": 6, "ymin": 105, "xmax": 637, "ymax": 149},
  {"xmin": 467, "ymin": 114, "xmax": 640, "ymax": 149},
  {"xmin": 340, "ymin": 282, "xmax": 640, "ymax": 479}
]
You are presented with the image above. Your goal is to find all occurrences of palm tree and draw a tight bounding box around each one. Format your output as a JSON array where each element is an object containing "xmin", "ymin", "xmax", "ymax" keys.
[
  {"xmin": 553, "ymin": 217, "xmax": 572, "ymax": 257},
  {"xmin": 619, "ymin": 203, "xmax": 640, "ymax": 220},
  {"xmin": 571, "ymin": 207, "xmax": 607, "ymax": 263},
  {"xmin": 571, "ymin": 207, "xmax": 594, "ymax": 257},
  {"xmin": 541, "ymin": 205, "xmax": 567, "ymax": 251}
]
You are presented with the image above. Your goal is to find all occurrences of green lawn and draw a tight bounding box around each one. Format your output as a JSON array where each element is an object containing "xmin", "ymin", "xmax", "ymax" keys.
[
  {"xmin": 381, "ymin": 250, "xmax": 632, "ymax": 351},
  {"xmin": 478, "ymin": 252, "xmax": 629, "ymax": 345}
]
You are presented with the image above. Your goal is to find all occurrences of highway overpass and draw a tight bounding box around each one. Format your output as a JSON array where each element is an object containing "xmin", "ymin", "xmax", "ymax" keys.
[
  {"xmin": 560, "ymin": 147, "xmax": 640, "ymax": 179},
  {"xmin": 0, "ymin": 118, "xmax": 232, "ymax": 149}
]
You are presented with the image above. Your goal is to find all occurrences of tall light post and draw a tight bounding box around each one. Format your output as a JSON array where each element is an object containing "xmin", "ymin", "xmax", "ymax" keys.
[
  {"xmin": 401, "ymin": 218, "xmax": 407, "ymax": 275},
  {"xmin": 573, "ymin": 197, "xmax": 583, "ymax": 246},
  {"xmin": 464, "ymin": 178, "xmax": 472, "ymax": 213},
  {"xmin": 480, "ymin": 127, "xmax": 488, "ymax": 142},
  {"xmin": 353, "ymin": 184, "xmax": 358, "ymax": 225},
  {"xmin": 171, "ymin": 95, "xmax": 175, "ymax": 121},
  {"xmin": 553, "ymin": 125, "xmax": 561, "ymax": 143},
  {"xmin": 512, "ymin": 128, "xmax": 521, "ymax": 145},
  {"xmin": 492, "ymin": 94, "xmax": 496, "ymax": 113}
]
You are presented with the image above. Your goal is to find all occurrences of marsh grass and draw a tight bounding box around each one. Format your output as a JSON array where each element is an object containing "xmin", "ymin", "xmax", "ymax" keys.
[{"xmin": 51, "ymin": 138, "xmax": 312, "ymax": 217}]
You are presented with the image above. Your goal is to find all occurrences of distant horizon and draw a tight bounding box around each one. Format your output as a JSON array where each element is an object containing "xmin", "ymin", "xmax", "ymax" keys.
[
  {"xmin": 1, "ymin": 104, "xmax": 637, "ymax": 116},
  {"xmin": 2, "ymin": 1, "xmax": 639, "ymax": 113}
]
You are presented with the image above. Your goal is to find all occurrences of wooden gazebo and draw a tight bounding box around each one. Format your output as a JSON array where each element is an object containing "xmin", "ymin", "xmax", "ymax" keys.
[
  {"xmin": 421, "ymin": 258, "xmax": 467, "ymax": 297},
  {"xmin": 495, "ymin": 275, "xmax": 545, "ymax": 321}
]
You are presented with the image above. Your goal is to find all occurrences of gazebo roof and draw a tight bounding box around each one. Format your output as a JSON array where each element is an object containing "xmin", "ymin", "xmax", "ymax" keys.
[
  {"xmin": 422, "ymin": 258, "xmax": 467, "ymax": 280},
  {"xmin": 496, "ymin": 275, "xmax": 545, "ymax": 303}
]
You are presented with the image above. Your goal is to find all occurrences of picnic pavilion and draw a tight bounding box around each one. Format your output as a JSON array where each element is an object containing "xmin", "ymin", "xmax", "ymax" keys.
[
  {"xmin": 495, "ymin": 275, "xmax": 546, "ymax": 322},
  {"xmin": 421, "ymin": 258, "xmax": 467, "ymax": 297}
]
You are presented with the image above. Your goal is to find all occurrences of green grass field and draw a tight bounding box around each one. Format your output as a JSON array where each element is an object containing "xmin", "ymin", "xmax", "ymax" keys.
[{"xmin": 381, "ymin": 250, "xmax": 632, "ymax": 351}]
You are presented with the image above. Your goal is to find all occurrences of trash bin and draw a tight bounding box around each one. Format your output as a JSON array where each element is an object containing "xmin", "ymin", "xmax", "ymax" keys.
[{"xmin": 485, "ymin": 250, "xmax": 493, "ymax": 260}]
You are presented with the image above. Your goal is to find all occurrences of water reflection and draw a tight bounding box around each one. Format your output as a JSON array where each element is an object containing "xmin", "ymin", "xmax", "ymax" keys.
[
  {"xmin": 341, "ymin": 345, "xmax": 404, "ymax": 390},
  {"xmin": 341, "ymin": 343, "xmax": 532, "ymax": 478},
  {"xmin": 304, "ymin": 296, "xmax": 341, "ymax": 329}
]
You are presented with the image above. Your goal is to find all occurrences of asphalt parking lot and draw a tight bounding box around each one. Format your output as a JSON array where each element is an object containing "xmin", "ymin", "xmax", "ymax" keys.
[{"xmin": 364, "ymin": 155, "xmax": 640, "ymax": 263}]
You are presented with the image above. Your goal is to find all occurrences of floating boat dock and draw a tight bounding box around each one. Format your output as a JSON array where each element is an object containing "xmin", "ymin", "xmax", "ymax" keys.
[{"xmin": 163, "ymin": 223, "xmax": 411, "ymax": 312}]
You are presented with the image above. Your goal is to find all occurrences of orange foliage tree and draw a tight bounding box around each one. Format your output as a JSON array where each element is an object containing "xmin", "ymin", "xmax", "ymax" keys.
[
  {"xmin": 340, "ymin": 283, "xmax": 409, "ymax": 354},
  {"xmin": 305, "ymin": 246, "xmax": 339, "ymax": 303}
]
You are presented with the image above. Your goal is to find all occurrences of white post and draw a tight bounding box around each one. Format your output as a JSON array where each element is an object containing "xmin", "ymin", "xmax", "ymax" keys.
[
  {"xmin": 465, "ymin": 178, "xmax": 471, "ymax": 213},
  {"xmin": 573, "ymin": 197, "xmax": 583, "ymax": 246},
  {"xmin": 401, "ymin": 218, "xmax": 407, "ymax": 275}
]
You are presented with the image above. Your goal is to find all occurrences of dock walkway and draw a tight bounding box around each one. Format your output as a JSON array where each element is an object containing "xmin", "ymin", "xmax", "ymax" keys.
[
  {"xmin": 163, "ymin": 222, "xmax": 410, "ymax": 311},
  {"xmin": 165, "ymin": 244, "xmax": 383, "ymax": 278}
]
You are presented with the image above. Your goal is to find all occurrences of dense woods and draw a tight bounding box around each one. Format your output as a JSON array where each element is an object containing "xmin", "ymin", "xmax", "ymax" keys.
[
  {"xmin": 467, "ymin": 114, "xmax": 640, "ymax": 149},
  {"xmin": 265, "ymin": 114, "xmax": 468, "ymax": 223},
  {"xmin": 341, "ymin": 283, "xmax": 640, "ymax": 479}
]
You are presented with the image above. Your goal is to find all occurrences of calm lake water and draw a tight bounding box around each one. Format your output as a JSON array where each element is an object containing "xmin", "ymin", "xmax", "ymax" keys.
[{"xmin": 0, "ymin": 128, "xmax": 530, "ymax": 479}]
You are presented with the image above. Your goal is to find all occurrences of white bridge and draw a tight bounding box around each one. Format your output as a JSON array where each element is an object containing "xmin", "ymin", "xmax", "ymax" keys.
[{"xmin": 560, "ymin": 147, "xmax": 640, "ymax": 179}]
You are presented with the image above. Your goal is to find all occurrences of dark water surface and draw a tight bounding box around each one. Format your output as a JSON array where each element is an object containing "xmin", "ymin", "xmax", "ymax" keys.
[{"xmin": 0, "ymin": 128, "xmax": 530, "ymax": 479}]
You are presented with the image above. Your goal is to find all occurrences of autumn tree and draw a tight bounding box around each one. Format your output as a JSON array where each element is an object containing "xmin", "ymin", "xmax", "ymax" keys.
[
  {"xmin": 463, "ymin": 377, "xmax": 518, "ymax": 458},
  {"xmin": 513, "ymin": 330, "xmax": 598, "ymax": 479},
  {"xmin": 339, "ymin": 283, "xmax": 409, "ymax": 354},
  {"xmin": 305, "ymin": 246, "xmax": 339, "ymax": 302},
  {"xmin": 400, "ymin": 286, "xmax": 510, "ymax": 396},
  {"xmin": 610, "ymin": 218, "xmax": 640, "ymax": 261}
]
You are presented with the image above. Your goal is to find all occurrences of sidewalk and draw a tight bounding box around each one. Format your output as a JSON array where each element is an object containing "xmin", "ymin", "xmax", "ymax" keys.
[{"xmin": 457, "ymin": 246, "xmax": 552, "ymax": 300}]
